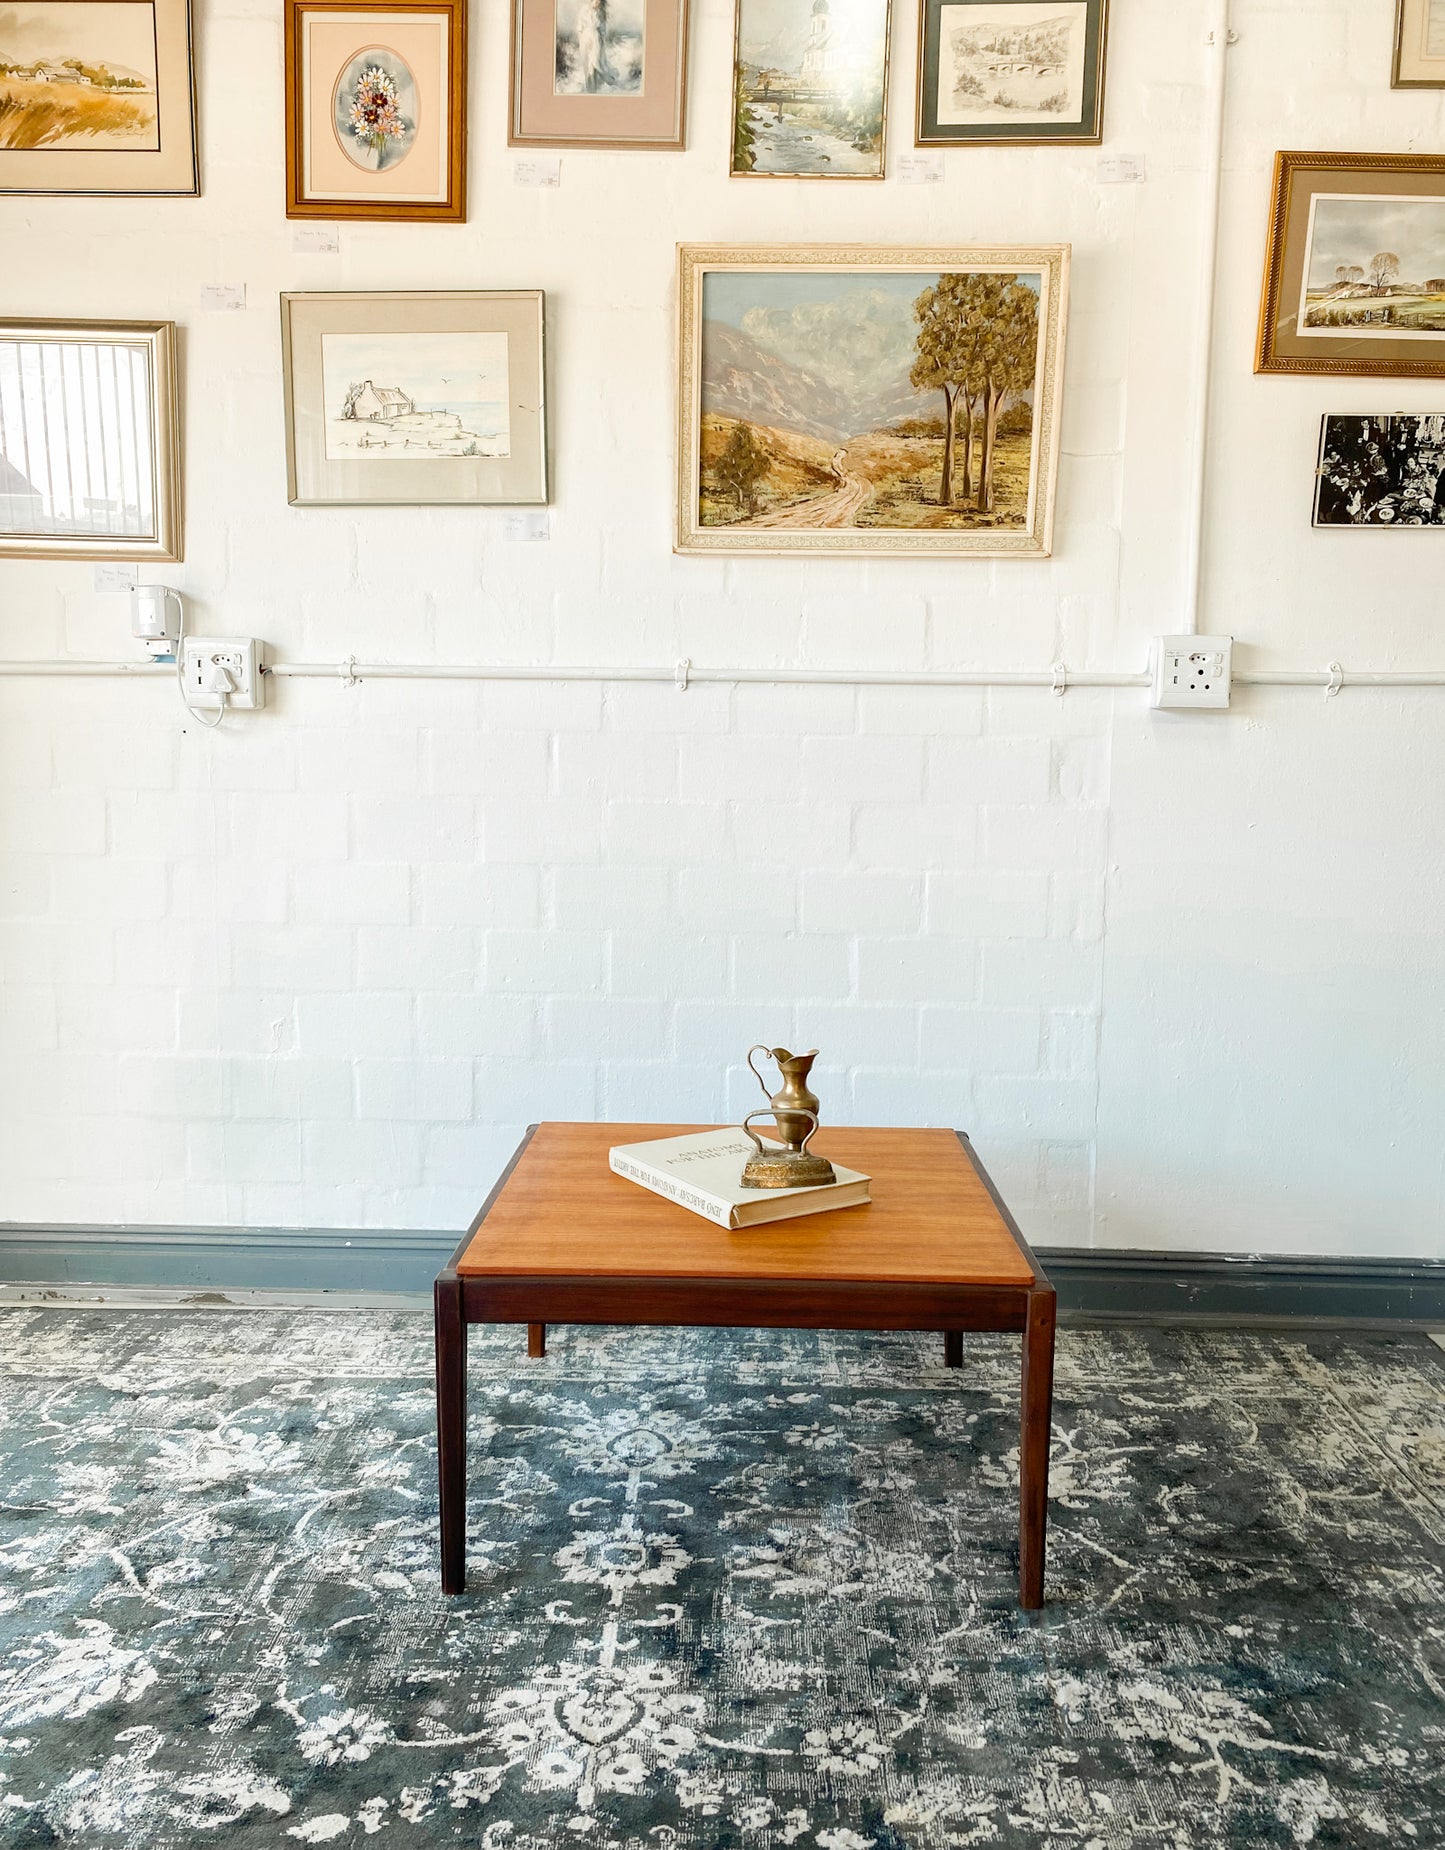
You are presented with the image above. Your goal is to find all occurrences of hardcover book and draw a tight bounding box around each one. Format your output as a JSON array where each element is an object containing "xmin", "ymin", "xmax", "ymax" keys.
[{"xmin": 609, "ymin": 1130, "xmax": 871, "ymax": 1230}]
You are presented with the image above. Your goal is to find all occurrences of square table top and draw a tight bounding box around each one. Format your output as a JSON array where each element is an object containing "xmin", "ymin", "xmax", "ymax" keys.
[{"xmin": 455, "ymin": 1122, "xmax": 1039, "ymax": 1287}]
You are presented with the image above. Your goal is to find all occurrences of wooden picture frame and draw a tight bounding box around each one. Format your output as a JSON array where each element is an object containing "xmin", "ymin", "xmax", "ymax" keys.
[
  {"xmin": 1393, "ymin": 0, "xmax": 1445, "ymax": 87},
  {"xmin": 730, "ymin": 0, "xmax": 892, "ymax": 180},
  {"xmin": 509, "ymin": 0, "xmax": 688, "ymax": 148},
  {"xmin": 0, "ymin": 319, "xmax": 181, "ymax": 560},
  {"xmin": 1257, "ymin": 150, "xmax": 1445, "ymax": 379},
  {"xmin": 915, "ymin": 0, "xmax": 1107, "ymax": 147},
  {"xmin": 676, "ymin": 243, "xmax": 1069, "ymax": 558},
  {"xmin": 0, "ymin": 0, "xmax": 198, "ymax": 196},
  {"xmin": 285, "ymin": 0, "xmax": 466, "ymax": 220},
  {"xmin": 281, "ymin": 291, "xmax": 547, "ymax": 507}
]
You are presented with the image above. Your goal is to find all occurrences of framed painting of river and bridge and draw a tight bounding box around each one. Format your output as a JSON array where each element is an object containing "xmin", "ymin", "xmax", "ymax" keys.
[
  {"xmin": 675, "ymin": 244, "xmax": 1069, "ymax": 557},
  {"xmin": 915, "ymin": 0, "xmax": 1108, "ymax": 147},
  {"xmin": 730, "ymin": 0, "xmax": 891, "ymax": 179}
]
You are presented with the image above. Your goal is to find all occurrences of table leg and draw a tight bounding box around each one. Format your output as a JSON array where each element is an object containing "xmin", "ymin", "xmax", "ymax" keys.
[
  {"xmin": 434, "ymin": 1273, "xmax": 468, "ymax": 1595},
  {"xmin": 944, "ymin": 1331, "xmax": 963, "ymax": 1368},
  {"xmin": 1019, "ymin": 1285, "xmax": 1056, "ymax": 1611},
  {"xmin": 528, "ymin": 1322, "xmax": 546, "ymax": 1358}
]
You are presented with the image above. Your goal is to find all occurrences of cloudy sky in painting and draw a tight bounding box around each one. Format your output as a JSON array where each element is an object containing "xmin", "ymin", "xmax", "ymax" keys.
[
  {"xmin": 0, "ymin": 2, "xmax": 157, "ymax": 76},
  {"xmin": 1305, "ymin": 194, "xmax": 1445, "ymax": 288}
]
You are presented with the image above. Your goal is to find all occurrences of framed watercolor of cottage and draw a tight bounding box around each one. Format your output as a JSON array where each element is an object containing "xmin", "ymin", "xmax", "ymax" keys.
[
  {"xmin": 675, "ymin": 244, "xmax": 1069, "ymax": 557},
  {"xmin": 509, "ymin": 0, "xmax": 688, "ymax": 148},
  {"xmin": 0, "ymin": 0, "xmax": 197, "ymax": 196},
  {"xmin": 730, "ymin": 0, "xmax": 891, "ymax": 179},
  {"xmin": 916, "ymin": 0, "xmax": 1107, "ymax": 147},
  {"xmin": 0, "ymin": 318, "xmax": 181, "ymax": 559},
  {"xmin": 1258, "ymin": 152, "xmax": 1445, "ymax": 379},
  {"xmin": 281, "ymin": 292, "xmax": 546, "ymax": 506},
  {"xmin": 285, "ymin": 0, "xmax": 466, "ymax": 220}
]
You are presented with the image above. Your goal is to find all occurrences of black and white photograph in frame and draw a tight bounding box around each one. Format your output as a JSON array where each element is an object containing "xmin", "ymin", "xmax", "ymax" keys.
[{"xmin": 1313, "ymin": 414, "xmax": 1445, "ymax": 526}]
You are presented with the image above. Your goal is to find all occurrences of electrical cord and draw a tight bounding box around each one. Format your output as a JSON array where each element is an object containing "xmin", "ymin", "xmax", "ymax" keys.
[{"xmin": 173, "ymin": 593, "xmax": 227, "ymax": 729}]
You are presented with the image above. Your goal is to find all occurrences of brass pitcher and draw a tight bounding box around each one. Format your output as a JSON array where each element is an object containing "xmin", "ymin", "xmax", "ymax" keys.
[{"xmin": 740, "ymin": 1045, "xmax": 837, "ymax": 1190}]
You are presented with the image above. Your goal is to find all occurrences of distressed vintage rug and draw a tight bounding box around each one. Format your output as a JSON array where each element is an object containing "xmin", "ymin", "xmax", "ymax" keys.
[{"xmin": 0, "ymin": 1311, "xmax": 1441, "ymax": 1849}]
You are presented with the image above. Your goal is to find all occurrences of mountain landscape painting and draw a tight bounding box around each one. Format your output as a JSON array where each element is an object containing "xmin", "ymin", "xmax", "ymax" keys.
[{"xmin": 695, "ymin": 266, "xmax": 1044, "ymax": 539}]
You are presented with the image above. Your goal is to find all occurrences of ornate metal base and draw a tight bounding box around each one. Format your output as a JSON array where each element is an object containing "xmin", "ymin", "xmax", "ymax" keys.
[{"xmin": 740, "ymin": 1150, "xmax": 838, "ymax": 1191}]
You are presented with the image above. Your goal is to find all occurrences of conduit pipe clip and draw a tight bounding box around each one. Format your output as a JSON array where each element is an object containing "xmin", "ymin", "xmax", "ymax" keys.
[
  {"xmin": 1326, "ymin": 662, "xmax": 1344, "ymax": 699},
  {"xmin": 339, "ymin": 655, "xmax": 359, "ymax": 687},
  {"xmin": 675, "ymin": 657, "xmax": 691, "ymax": 693},
  {"xmin": 1052, "ymin": 662, "xmax": 1069, "ymax": 698}
]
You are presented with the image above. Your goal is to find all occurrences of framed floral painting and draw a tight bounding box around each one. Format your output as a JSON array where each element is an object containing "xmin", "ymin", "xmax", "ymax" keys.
[
  {"xmin": 0, "ymin": 0, "xmax": 198, "ymax": 196},
  {"xmin": 284, "ymin": 0, "xmax": 466, "ymax": 220}
]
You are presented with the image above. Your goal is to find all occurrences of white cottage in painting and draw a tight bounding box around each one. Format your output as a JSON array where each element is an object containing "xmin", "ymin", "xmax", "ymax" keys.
[{"xmin": 347, "ymin": 381, "xmax": 414, "ymax": 421}]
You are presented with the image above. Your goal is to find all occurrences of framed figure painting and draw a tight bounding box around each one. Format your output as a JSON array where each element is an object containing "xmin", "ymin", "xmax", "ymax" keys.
[
  {"xmin": 916, "ymin": 0, "xmax": 1107, "ymax": 146},
  {"xmin": 0, "ymin": 0, "xmax": 197, "ymax": 195},
  {"xmin": 509, "ymin": 0, "xmax": 688, "ymax": 147},
  {"xmin": 0, "ymin": 319, "xmax": 181, "ymax": 559},
  {"xmin": 1393, "ymin": 0, "xmax": 1445, "ymax": 86},
  {"xmin": 1257, "ymin": 151, "xmax": 1445, "ymax": 378},
  {"xmin": 730, "ymin": 0, "xmax": 891, "ymax": 179},
  {"xmin": 285, "ymin": 0, "xmax": 466, "ymax": 220},
  {"xmin": 675, "ymin": 243, "xmax": 1069, "ymax": 557},
  {"xmin": 281, "ymin": 292, "xmax": 547, "ymax": 506}
]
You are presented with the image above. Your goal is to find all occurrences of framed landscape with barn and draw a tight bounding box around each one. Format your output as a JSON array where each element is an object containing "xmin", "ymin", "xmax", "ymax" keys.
[
  {"xmin": 675, "ymin": 243, "xmax": 1069, "ymax": 557},
  {"xmin": 1257, "ymin": 151, "xmax": 1445, "ymax": 379}
]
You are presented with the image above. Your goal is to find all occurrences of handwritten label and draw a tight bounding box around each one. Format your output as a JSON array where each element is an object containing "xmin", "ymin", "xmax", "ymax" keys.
[
  {"xmin": 200, "ymin": 283, "xmax": 247, "ymax": 311},
  {"xmin": 896, "ymin": 152, "xmax": 944, "ymax": 185},
  {"xmin": 292, "ymin": 224, "xmax": 340, "ymax": 254},
  {"xmin": 1096, "ymin": 154, "xmax": 1146, "ymax": 184},
  {"xmin": 513, "ymin": 156, "xmax": 561, "ymax": 188},
  {"xmin": 501, "ymin": 510, "xmax": 551, "ymax": 541},
  {"xmin": 93, "ymin": 564, "xmax": 138, "ymax": 593}
]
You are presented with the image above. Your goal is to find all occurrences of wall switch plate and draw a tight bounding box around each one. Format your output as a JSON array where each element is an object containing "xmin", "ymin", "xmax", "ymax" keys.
[
  {"xmin": 1151, "ymin": 635, "xmax": 1232, "ymax": 710},
  {"xmin": 181, "ymin": 637, "xmax": 265, "ymax": 709}
]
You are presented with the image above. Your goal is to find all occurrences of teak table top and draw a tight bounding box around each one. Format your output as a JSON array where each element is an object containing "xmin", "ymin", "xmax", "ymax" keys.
[{"xmin": 455, "ymin": 1122, "xmax": 1037, "ymax": 1287}]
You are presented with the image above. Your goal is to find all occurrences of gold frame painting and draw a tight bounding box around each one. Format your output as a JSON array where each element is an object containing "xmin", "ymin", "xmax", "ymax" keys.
[
  {"xmin": 1393, "ymin": 0, "xmax": 1445, "ymax": 87},
  {"xmin": 729, "ymin": 0, "xmax": 892, "ymax": 180},
  {"xmin": 285, "ymin": 0, "xmax": 467, "ymax": 220},
  {"xmin": 0, "ymin": 0, "xmax": 198, "ymax": 196},
  {"xmin": 676, "ymin": 243, "xmax": 1069, "ymax": 558},
  {"xmin": 0, "ymin": 318, "xmax": 181, "ymax": 561},
  {"xmin": 1257, "ymin": 151, "xmax": 1445, "ymax": 378},
  {"xmin": 509, "ymin": 0, "xmax": 688, "ymax": 149}
]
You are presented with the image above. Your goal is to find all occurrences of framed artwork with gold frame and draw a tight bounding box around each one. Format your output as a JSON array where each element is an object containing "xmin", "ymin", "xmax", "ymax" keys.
[
  {"xmin": 284, "ymin": 0, "xmax": 466, "ymax": 220},
  {"xmin": 1257, "ymin": 151, "xmax": 1445, "ymax": 379},
  {"xmin": 509, "ymin": 0, "xmax": 688, "ymax": 148},
  {"xmin": 915, "ymin": 0, "xmax": 1108, "ymax": 147},
  {"xmin": 1393, "ymin": 0, "xmax": 1445, "ymax": 87},
  {"xmin": 0, "ymin": 319, "xmax": 181, "ymax": 561}
]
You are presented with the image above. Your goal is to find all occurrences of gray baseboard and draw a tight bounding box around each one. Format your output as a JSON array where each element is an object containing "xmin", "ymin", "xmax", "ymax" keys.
[{"xmin": 0, "ymin": 1223, "xmax": 1442, "ymax": 1327}]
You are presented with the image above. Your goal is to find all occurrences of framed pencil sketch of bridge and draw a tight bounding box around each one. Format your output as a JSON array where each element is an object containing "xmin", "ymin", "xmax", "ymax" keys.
[
  {"xmin": 675, "ymin": 243, "xmax": 1069, "ymax": 557},
  {"xmin": 915, "ymin": 0, "xmax": 1107, "ymax": 147}
]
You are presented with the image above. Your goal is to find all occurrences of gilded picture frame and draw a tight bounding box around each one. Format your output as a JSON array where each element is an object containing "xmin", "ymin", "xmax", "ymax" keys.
[
  {"xmin": 1257, "ymin": 151, "xmax": 1445, "ymax": 379},
  {"xmin": 281, "ymin": 291, "xmax": 547, "ymax": 507},
  {"xmin": 509, "ymin": 0, "xmax": 688, "ymax": 149},
  {"xmin": 0, "ymin": 318, "xmax": 181, "ymax": 561},
  {"xmin": 285, "ymin": 0, "xmax": 467, "ymax": 221},
  {"xmin": 1392, "ymin": 0, "xmax": 1445, "ymax": 87},
  {"xmin": 915, "ymin": 0, "xmax": 1107, "ymax": 147},
  {"xmin": 0, "ymin": 0, "xmax": 198, "ymax": 197},
  {"xmin": 729, "ymin": 0, "xmax": 892, "ymax": 180},
  {"xmin": 675, "ymin": 243, "xmax": 1069, "ymax": 558}
]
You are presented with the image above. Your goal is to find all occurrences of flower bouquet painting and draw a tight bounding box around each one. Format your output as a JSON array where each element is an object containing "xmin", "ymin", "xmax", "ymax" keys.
[{"xmin": 286, "ymin": 0, "xmax": 466, "ymax": 219}]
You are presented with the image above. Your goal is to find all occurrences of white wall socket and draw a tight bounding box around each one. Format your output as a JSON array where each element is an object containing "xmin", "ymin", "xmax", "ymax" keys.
[
  {"xmin": 181, "ymin": 637, "xmax": 265, "ymax": 710},
  {"xmin": 1151, "ymin": 635, "xmax": 1232, "ymax": 711}
]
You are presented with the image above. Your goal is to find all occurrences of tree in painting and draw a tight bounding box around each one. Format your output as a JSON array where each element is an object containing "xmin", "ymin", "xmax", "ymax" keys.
[
  {"xmin": 1369, "ymin": 251, "xmax": 1402, "ymax": 295},
  {"xmin": 909, "ymin": 273, "xmax": 1038, "ymax": 511}
]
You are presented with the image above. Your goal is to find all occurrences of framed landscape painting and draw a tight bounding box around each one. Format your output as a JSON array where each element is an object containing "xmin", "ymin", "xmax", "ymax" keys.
[
  {"xmin": 281, "ymin": 292, "xmax": 546, "ymax": 506},
  {"xmin": 676, "ymin": 243, "xmax": 1069, "ymax": 557},
  {"xmin": 1314, "ymin": 415, "xmax": 1445, "ymax": 526},
  {"xmin": 730, "ymin": 0, "xmax": 891, "ymax": 179},
  {"xmin": 510, "ymin": 0, "xmax": 688, "ymax": 148},
  {"xmin": 916, "ymin": 0, "xmax": 1107, "ymax": 146},
  {"xmin": 285, "ymin": 0, "xmax": 466, "ymax": 219},
  {"xmin": 0, "ymin": 318, "xmax": 181, "ymax": 559},
  {"xmin": 0, "ymin": 0, "xmax": 197, "ymax": 195},
  {"xmin": 1393, "ymin": 0, "xmax": 1445, "ymax": 86},
  {"xmin": 1258, "ymin": 152, "xmax": 1445, "ymax": 378}
]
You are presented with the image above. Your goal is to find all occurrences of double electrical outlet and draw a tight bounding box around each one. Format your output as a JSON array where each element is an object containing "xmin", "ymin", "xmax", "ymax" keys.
[
  {"xmin": 180, "ymin": 637, "xmax": 265, "ymax": 710},
  {"xmin": 1151, "ymin": 635, "xmax": 1232, "ymax": 711}
]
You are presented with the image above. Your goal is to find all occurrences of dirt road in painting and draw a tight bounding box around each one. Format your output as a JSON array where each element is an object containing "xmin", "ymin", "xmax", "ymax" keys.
[{"xmin": 747, "ymin": 449, "xmax": 872, "ymax": 529}]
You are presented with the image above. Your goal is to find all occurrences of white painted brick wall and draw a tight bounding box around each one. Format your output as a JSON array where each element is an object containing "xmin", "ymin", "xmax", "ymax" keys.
[{"xmin": 3, "ymin": 0, "xmax": 1445, "ymax": 1258}]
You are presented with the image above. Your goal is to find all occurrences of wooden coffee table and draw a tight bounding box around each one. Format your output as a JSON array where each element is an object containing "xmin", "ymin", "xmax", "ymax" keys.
[{"xmin": 434, "ymin": 1122, "xmax": 1057, "ymax": 1608}]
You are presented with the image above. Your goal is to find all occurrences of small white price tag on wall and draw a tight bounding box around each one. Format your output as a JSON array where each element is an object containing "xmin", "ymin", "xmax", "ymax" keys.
[
  {"xmin": 501, "ymin": 510, "xmax": 551, "ymax": 541},
  {"xmin": 896, "ymin": 151, "xmax": 944, "ymax": 185},
  {"xmin": 292, "ymin": 224, "xmax": 340, "ymax": 254},
  {"xmin": 1096, "ymin": 153, "xmax": 1146, "ymax": 184},
  {"xmin": 514, "ymin": 156, "xmax": 561, "ymax": 188},
  {"xmin": 93, "ymin": 564, "xmax": 138, "ymax": 593},
  {"xmin": 200, "ymin": 283, "xmax": 247, "ymax": 311}
]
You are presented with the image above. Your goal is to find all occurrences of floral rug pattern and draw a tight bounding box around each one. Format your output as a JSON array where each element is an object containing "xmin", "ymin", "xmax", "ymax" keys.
[{"xmin": 0, "ymin": 1311, "xmax": 1442, "ymax": 1848}]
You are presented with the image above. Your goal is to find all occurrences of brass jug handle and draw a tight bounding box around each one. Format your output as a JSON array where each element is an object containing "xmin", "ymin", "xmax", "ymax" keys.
[
  {"xmin": 741, "ymin": 1107, "xmax": 819, "ymax": 1157},
  {"xmin": 746, "ymin": 1044, "xmax": 779, "ymax": 1102}
]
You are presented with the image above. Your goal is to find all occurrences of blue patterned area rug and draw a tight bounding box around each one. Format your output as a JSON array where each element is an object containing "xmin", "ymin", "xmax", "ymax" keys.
[{"xmin": 0, "ymin": 1312, "xmax": 1441, "ymax": 1849}]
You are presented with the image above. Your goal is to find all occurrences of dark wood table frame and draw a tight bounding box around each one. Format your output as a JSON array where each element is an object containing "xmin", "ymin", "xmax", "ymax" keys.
[{"xmin": 435, "ymin": 1127, "xmax": 1056, "ymax": 1608}]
